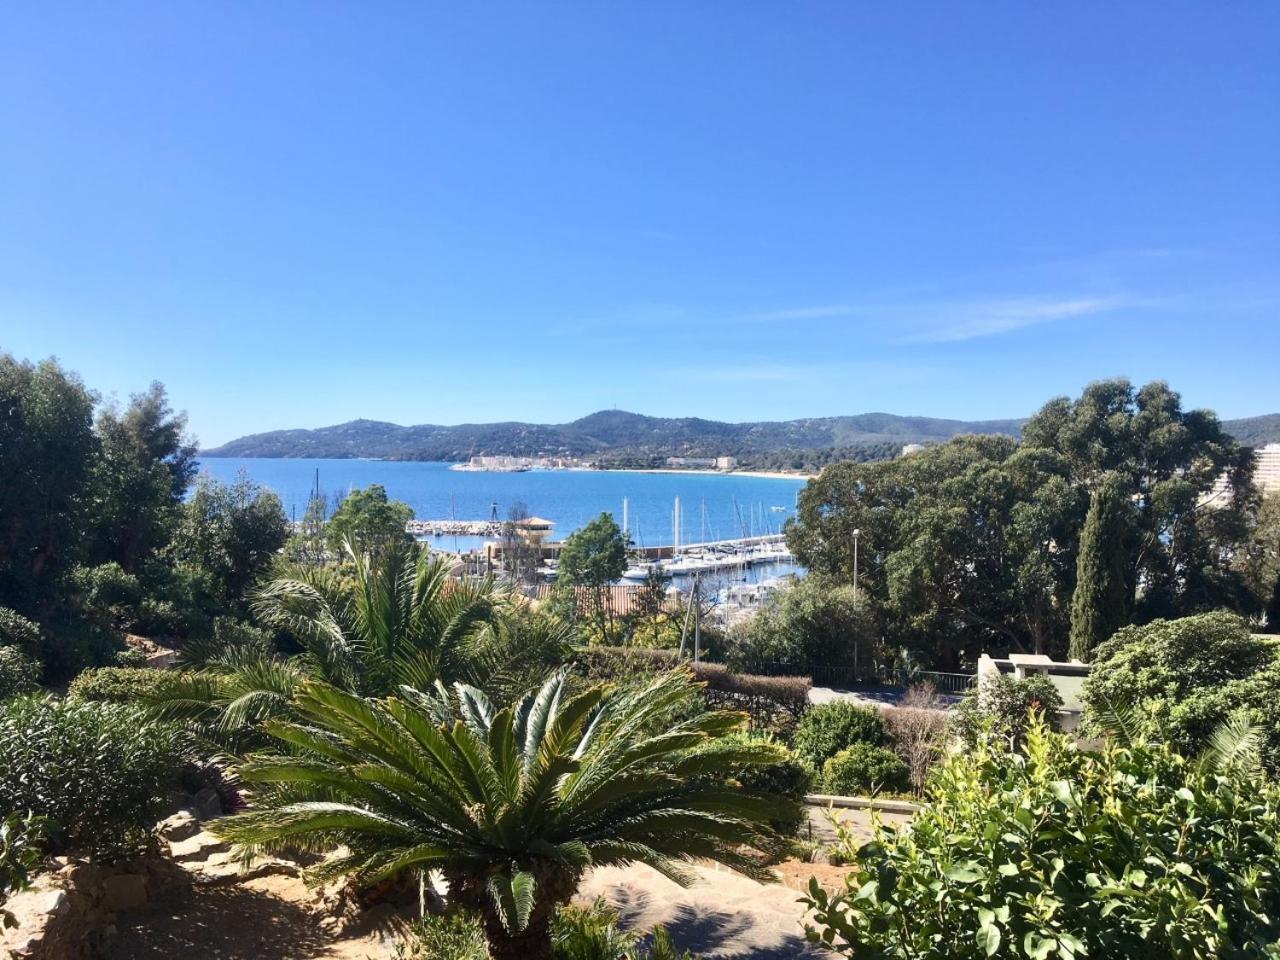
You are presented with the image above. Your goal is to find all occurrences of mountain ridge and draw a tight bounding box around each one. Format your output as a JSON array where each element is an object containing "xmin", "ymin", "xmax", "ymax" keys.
[{"xmin": 201, "ymin": 409, "xmax": 1280, "ymax": 462}]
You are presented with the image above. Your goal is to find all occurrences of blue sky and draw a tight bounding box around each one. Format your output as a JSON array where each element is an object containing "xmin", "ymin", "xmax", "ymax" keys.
[{"xmin": 1, "ymin": 2, "xmax": 1277, "ymax": 447}]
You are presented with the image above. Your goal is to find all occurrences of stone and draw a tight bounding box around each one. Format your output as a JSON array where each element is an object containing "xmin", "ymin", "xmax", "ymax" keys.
[
  {"xmin": 168, "ymin": 831, "xmax": 230, "ymax": 863},
  {"xmin": 189, "ymin": 856, "xmax": 300, "ymax": 887},
  {"xmin": 101, "ymin": 874, "xmax": 148, "ymax": 913},
  {"xmin": 192, "ymin": 787, "xmax": 222, "ymax": 820},
  {"xmin": 157, "ymin": 810, "xmax": 201, "ymax": 841}
]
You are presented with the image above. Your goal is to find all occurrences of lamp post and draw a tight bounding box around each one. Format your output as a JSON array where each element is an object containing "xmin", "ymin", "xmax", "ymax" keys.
[{"xmin": 852, "ymin": 528, "xmax": 860, "ymax": 603}]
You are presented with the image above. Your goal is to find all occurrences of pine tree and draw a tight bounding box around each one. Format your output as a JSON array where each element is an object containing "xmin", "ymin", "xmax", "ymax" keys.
[{"xmin": 1069, "ymin": 473, "xmax": 1134, "ymax": 661}]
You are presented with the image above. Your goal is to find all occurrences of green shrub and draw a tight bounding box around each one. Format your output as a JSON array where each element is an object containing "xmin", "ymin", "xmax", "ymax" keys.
[
  {"xmin": 1083, "ymin": 611, "xmax": 1280, "ymax": 774},
  {"xmin": 792, "ymin": 701, "xmax": 890, "ymax": 768},
  {"xmin": 70, "ymin": 562, "xmax": 144, "ymax": 631},
  {"xmin": 0, "ymin": 646, "xmax": 42, "ymax": 699},
  {"xmin": 821, "ymin": 742, "xmax": 909, "ymax": 796},
  {"xmin": 0, "ymin": 696, "xmax": 183, "ymax": 860},
  {"xmin": 67, "ymin": 666, "xmax": 188, "ymax": 704},
  {"xmin": 115, "ymin": 647, "xmax": 148, "ymax": 668},
  {"xmin": 725, "ymin": 575, "xmax": 879, "ymax": 681},
  {"xmin": 804, "ymin": 718, "xmax": 1280, "ymax": 958},
  {"xmin": 395, "ymin": 903, "xmax": 703, "ymax": 960},
  {"xmin": 573, "ymin": 646, "xmax": 811, "ymax": 734},
  {"xmin": 395, "ymin": 912, "xmax": 487, "ymax": 960},
  {"xmin": 1, "ymin": 812, "xmax": 46, "ymax": 927},
  {"xmin": 0, "ymin": 607, "xmax": 40, "ymax": 654},
  {"xmin": 952, "ymin": 671, "xmax": 1064, "ymax": 750},
  {"xmin": 718, "ymin": 730, "xmax": 811, "ymax": 833}
]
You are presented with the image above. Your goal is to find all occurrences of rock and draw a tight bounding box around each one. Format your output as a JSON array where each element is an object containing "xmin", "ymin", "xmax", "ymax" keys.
[
  {"xmin": 101, "ymin": 874, "xmax": 148, "ymax": 913},
  {"xmin": 192, "ymin": 787, "xmax": 223, "ymax": 820},
  {"xmin": 157, "ymin": 810, "xmax": 201, "ymax": 841},
  {"xmin": 168, "ymin": 831, "xmax": 230, "ymax": 863},
  {"xmin": 190, "ymin": 856, "xmax": 300, "ymax": 887}
]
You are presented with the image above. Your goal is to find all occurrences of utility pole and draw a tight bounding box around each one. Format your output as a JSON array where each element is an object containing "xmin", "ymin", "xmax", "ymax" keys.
[
  {"xmin": 693, "ymin": 575, "xmax": 702, "ymax": 663},
  {"xmin": 852, "ymin": 528, "xmax": 861, "ymax": 603}
]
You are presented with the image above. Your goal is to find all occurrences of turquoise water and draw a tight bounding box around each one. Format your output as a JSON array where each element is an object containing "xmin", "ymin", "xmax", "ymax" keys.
[{"xmin": 197, "ymin": 458, "xmax": 808, "ymax": 549}]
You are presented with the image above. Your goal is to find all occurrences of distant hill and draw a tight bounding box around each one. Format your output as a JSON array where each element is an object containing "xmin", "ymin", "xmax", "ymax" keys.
[
  {"xmin": 200, "ymin": 409, "xmax": 1280, "ymax": 462},
  {"xmin": 1223, "ymin": 414, "xmax": 1280, "ymax": 448},
  {"xmin": 201, "ymin": 410, "xmax": 1025, "ymax": 461}
]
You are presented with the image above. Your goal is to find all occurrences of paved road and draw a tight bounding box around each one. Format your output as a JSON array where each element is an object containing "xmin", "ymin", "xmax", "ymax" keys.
[
  {"xmin": 808, "ymin": 684, "xmax": 962, "ymax": 708},
  {"xmin": 800, "ymin": 802, "xmax": 912, "ymax": 845}
]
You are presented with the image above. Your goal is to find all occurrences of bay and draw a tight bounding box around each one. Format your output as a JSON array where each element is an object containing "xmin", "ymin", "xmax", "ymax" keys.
[{"xmin": 197, "ymin": 457, "xmax": 808, "ymax": 551}]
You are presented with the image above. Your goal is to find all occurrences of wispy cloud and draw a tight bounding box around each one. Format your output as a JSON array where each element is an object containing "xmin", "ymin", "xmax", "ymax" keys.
[
  {"xmin": 559, "ymin": 291, "xmax": 1131, "ymax": 345},
  {"xmin": 895, "ymin": 296, "xmax": 1127, "ymax": 343}
]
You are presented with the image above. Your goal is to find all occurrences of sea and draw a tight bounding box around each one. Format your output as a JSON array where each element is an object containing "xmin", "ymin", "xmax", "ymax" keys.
[{"xmin": 197, "ymin": 458, "xmax": 809, "ymax": 583}]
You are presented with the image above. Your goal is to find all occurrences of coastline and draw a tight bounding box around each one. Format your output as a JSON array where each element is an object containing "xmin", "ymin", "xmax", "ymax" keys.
[{"xmin": 567, "ymin": 466, "xmax": 816, "ymax": 481}]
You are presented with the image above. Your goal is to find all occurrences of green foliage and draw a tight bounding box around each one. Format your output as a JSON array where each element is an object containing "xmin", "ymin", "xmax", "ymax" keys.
[
  {"xmin": 789, "ymin": 435, "xmax": 1082, "ymax": 668},
  {"xmin": 67, "ymin": 666, "xmax": 189, "ymax": 703},
  {"xmin": 821, "ymin": 742, "xmax": 909, "ymax": 796},
  {"xmin": 787, "ymin": 379, "xmax": 1256, "ymax": 669},
  {"xmin": 0, "ymin": 606, "xmax": 41, "ymax": 654},
  {"xmin": 0, "ymin": 356, "xmax": 98, "ymax": 613},
  {"xmin": 1, "ymin": 812, "xmax": 46, "ymax": 928},
  {"xmin": 1024, "ymin": 379, "xmax": 1256, "ymax": 622},
  {"xmin": 952, "ymin": 673, "xmax": 1063, "ymax": 750},
  {"xmin": 70, "ymin": 561, "xmax": 145, "ymax": 631},
  {"xmin": 88, "ymin": 382, "xmax": 196, "ymax": 574},
  {"xmin": 177, "ymin": 616, "xmax": 277, "ymax": 667},
  {"xmin": 792, "ymin": 701, "xmax": 891, "ymax": 769},
  {"xmin": 715, "ymin": 730, "xmax": 810, "ymax": 833},
  {"xmin": 1237, "ymin": 492, "xmax": 1280, "ymax": 632},
  {"xmin": 571, "ymin": 647, "xmax": 811, "ymax": 735},
  {"xmin": 171, "ymin": 471, "xmax": 289, "ymax": 607},
  {"xmin": 395, "ymin": 912, "xmax": 488, "ymax": 960},
  {"xmin": 0, "ymin": 696, "xmax": 183, "ymax": 860},
  {"xmin": 726, "ymin": 576, "xmax": 878, "ymax": 679},
  {"xmin": 556, "ymin": 513, "xmax": 629, "ymax": 642},
  {"xmin": 325, "ymin": 483, "xmax": 413, "ymax": 557},
  {"xmin": 243, "ymin": 541, "xmax": 516, "ymax": 699},
  {"xmin": 396, "ymin": 903, "xmax": 703, "ymax": 960},
  {"xmin": 553, "ymin": 901, "xmax": 701, "ymax": 960},
  {"xmin": 170, "ymin": 551, "xmax": 533, "ymax": 753},
  {"xmin": 0, "ymin": 646, "xmax": 42, "ymax": 699},
  {"xmin": 215, "ymin": 671, "xmax": 784, "ymax": 959},
  {"xmin": 115, "ymin": 646, "xmax": 148, "ymax": 667},
  {"xmin": 803, "ymin": 718, "xmax": 1280, "ymax": 959},
  {"xmin": 1068, "ymin": 472, "xmax": 1135, "ymax": 660},
  {"xmin": 1082, "ymin": 611, "xmax": 1280, "ymax": 774}
]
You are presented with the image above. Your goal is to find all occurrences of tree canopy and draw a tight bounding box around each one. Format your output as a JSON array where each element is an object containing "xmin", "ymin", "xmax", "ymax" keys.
[
  {"xmin": 325, "ymin": 483, "xmax": 413, "ymax": 556},
  {"xmin": 786, "ymin": 379, "xmax": 1260, "ymax": 669}
]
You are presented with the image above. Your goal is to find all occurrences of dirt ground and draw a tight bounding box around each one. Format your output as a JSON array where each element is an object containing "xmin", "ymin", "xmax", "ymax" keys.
[
  {"xmin": 104, "ymin": 851, "xmax": 870, "ymax": 959},
  {"xmin": 105, "ymin": 874, "xmax": 402, "ymax": 960}
]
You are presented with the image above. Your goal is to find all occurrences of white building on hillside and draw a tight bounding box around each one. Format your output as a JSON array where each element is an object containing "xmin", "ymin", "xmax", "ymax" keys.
[
  {"xmin": 1257, "ymin": 443, "xmax": 1280, "ymax": 495},
  {"xmin": 1205, "ymin": 443, "xmax": 1280, "ymax": 505}
]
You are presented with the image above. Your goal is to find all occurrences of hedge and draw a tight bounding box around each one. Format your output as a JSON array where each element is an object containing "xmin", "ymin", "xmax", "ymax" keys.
[
  {"xmin": 573, "ymin": 646, "xmax": 811, "ymax": 730},
  {"xmin": 67, "ymin": 666, "xmax": 190, "ymax": 704}
]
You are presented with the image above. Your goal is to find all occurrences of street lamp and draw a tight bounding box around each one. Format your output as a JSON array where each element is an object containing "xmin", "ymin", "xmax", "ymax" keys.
[{"xmin": 852, "ymin": 528, "xmax": 860, "ymax": 603}]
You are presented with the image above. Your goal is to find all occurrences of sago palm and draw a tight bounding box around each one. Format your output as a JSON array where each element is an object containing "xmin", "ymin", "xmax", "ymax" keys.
[{"xmin": 214, "ymin": 670, "xmax": 793, "ymax": 960}]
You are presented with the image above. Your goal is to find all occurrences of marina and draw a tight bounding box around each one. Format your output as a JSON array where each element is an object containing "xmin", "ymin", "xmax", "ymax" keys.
[{"xmin": 199, "ymin": 457, "xmax": 808, "ymax": 550}]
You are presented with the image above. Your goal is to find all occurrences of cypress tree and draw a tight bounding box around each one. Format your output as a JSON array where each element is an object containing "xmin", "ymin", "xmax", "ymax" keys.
[{"xmin": 1069, "ymin": 473, "xmax": 1133, "ymax": 661}]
